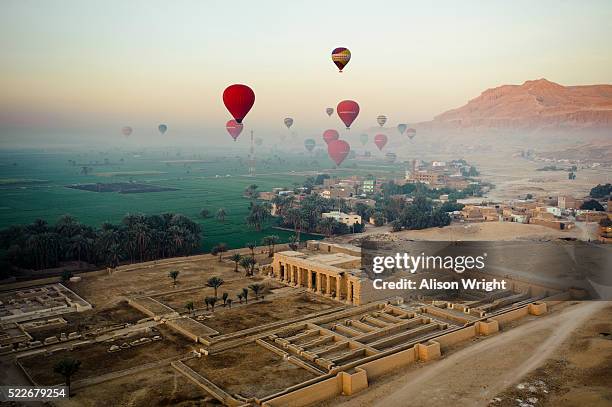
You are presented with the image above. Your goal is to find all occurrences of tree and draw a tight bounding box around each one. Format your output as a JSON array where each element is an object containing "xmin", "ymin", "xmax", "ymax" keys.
[
  {"xmin": 580, "ymin": 199, "xmax": 604, "ymax": 211},
  {"xmin": 206, "ymin": 296, "xmax": 218, "ymax": 311},
  {"xmin": 211, "ymin": 243, "xmax": 227, "ymax": 261},
  {"xmin": 216, "ymin": 208, "xmax": 227, "ymax": 222},
  {"xmin": 246, "ymin": 202, "xmax": 270, "ymax": 232},
  {"xmin": 249, "ymin": 283, "xmax": 264, "ymax": 300},
  {"xmin": 237, "ymin": 293, "xmax": 244, "ymax": 304},
  {"xmin": 241, "ymin": 287, "xmax": 249, "ymax": 304},
  {"xmin": 53, "ymin": 357, "xmax": 81, "ymax": 396},
  {"xmin": 185, "ymin": 301, "xmax": 194, "ymax": 314},
  {"xmin": 261, "ymin": 235, "xmax": 280, "ymax": 257},
  {"xmin": 230, "ymin": 253, "xmax": 241, "ymax": 272},
  {"xmin": 590, "ymin": 183, "xmax": 612, "ymax": 199},
  {"xmin": 239, "ymin": 256, "xmax": 256, "ymax": 276},
  {"xmin": 206, "ymin": 276, "xmax": 224, "ymax": 298},
  {"xmin": 168, "ymin": 270, "xmax": 180, "ymax": 287},
  {"xmin": 199, "ymin": 209, "xmax": 211, "ymax": 218},
  {"xmin": 318, "ymin": 217, "xmax": 336, "ymax": 237},
  {"xmin": 221, "ymin": 292, "xmax": 229, "ymax": 306},
  {"xmin": 246, "ymin": 242, "xmax": 256, "ymax": 258},
  {"xmin": 204, "ymin": 297, "xmax": 210, "ymax": 310},
  {"xmin": 244, "ymin": 184, "xmax": 259, "ymax": 199}
]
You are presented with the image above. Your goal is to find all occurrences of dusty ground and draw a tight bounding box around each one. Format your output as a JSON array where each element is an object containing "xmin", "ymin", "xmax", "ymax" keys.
[
  {"xmin": 463, "ymin": 151, "xmax": 611, "ymax": 202},
  {"xmin": 185, "ymin": 343, "xmax": 318, "ymax": 399},
  {"xmin": 68, "ymin": 251, "xmax": 271, "ymax": 308},
  {"xmin": 202, "ymin": 291, "xmax": 338, "ymax": 334},
  {"xmin": 323, "ymin": 301, "xmax": 610, "ymax": 407},
  {"xmin": 19, "ymin": 326, "xmax": 195, "ymax": 386},
  {"xmin": 490, "ymin": 303, "xmax": 612, "ymax": 407},
  {"xmin": 154, "ymin": 276, "xmax": 284, "ymax": 312},
  {"xmin": 57, "ymin": 365, "xmax": 216, "ymax": 407}
]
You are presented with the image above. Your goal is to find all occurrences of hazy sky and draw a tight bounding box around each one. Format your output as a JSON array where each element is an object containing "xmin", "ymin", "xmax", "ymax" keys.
[{"xmin": 1, "ymin": 0, "xmax": 611, "ymax": 146}]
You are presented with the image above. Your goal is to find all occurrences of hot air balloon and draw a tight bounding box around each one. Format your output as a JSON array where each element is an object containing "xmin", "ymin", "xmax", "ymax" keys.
[
  {"xmin": 323, "ymin": 129, "xmax": 340, "ymax": 144},
  {"xmin": 337, "ymin": 100, "xmax": 360, "ymax": 129},
  {"xmin": 284, "ymin": 117, "xmax": 294, "ymax": 129},
  {"xmin": 304, "ymin": 138, "xmax": 316, "ymax": 152},
  {"xmin": 374, "ymin": 134, "xmax": 388, "ymax": 151},
  {"xmin": 255, "ymin": 137, "xmax": 263, "ymax": 146},
  {"xmin": 406, "ymin": 128, "xmax": 416, "ymax": 140},
  {"xmin": 223, "ymin": 84, "xmax": 255, "ymax": 124},
  {"xmin": 326, "ymin": 107, "xmax": 334, "ymax": 117},
  {"xmin": 397, "ymin": 123, "xmax": 407, "ymax": 135},
  {"xmin": 226, "ymin": 119, "xmax": 243, "ymax": 141},
  {"xmin": 331, "ymin": 47, "xmax": 351, "ymax": 72},
  {"xmin": 158, "ymin": 124, "xmax": 168, "ymax": 135},
  {"xmin": 121, "ymin": 126, "xmax": 133, "ymax": 137},
  {"xmin": 359, "ymin": 133, "xmax": 368, "ymax": 146},
  {"xmin": 328, "ymin": 139, "xmax": 350, "ymax": 166},
  {"xmin": 376, "ymin": 115, "xmax": 387, "ymax": 127}
]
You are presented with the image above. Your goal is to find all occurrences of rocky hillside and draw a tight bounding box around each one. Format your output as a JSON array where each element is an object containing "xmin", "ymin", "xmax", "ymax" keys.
[{"xmin": 428, "ymin": 79, "xmax": 612, "ymax": 131}]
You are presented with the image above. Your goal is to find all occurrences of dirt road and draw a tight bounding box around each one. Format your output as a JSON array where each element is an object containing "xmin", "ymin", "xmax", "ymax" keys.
[{"xmin": 331, "ymin": 301, "xmax": 608, "ymax": 407}]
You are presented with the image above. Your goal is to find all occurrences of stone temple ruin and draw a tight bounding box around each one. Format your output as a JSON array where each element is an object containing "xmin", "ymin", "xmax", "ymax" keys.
[
  {"xmin": 2, "ymin": 241, "xmax": 585, "ymax": 407},
  {"xmin": 0, "ymin": 284, "xmax": 91, "ymax": 354}
]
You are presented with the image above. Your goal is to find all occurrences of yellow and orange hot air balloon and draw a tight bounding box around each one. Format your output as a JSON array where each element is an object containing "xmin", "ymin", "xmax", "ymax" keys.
[{"xmin": 331, "ymin": 47, "xmax": 351, "ymax": 72}]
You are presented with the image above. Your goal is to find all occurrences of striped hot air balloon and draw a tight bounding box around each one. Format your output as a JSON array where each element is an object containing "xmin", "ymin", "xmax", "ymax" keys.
[
  {"xmin": 284, "ymin": 117, "xmax": 294, "ymax": 129},
  {"xmin": 376, "ymin": 115, "xmax": 387, "ymax": 127},
  {"xmin": 331, "ymin": 47, "xmax": 351, "ymax": 72}
]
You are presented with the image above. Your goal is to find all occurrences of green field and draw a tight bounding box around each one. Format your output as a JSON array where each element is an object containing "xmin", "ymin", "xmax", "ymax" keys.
[{"xmin": 0, "ymin": 148, "xmax": 406, "ymax": 251}]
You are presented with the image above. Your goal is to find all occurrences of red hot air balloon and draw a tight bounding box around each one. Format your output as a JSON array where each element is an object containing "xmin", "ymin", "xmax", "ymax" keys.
[
  {"xmin": 328, "ymin": 139, "xmax": 350, "ymax": 166},
  {"xmin": 323, "ymin": 129, "xmax": 340, "ymax": 144},
  {"xmin": 223, "ymin": 84, "xmax": 255, "ymax": 124},
  {"xmin": 336, "ymin": 100, "xmax": 359, "ymax": 129},
  {"xmin": 226, "ymin": 119, "xmax": 243, "ymax": 141},
  {"xmin": 374, "ymin": 134, "xmax": 388, "ymax": 151}
]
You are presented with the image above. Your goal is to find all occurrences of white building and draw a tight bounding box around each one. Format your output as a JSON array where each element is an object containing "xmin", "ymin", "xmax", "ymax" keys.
[{"xmin": 322, "ymin": 211, "xmax": 362, "ymax": 226}]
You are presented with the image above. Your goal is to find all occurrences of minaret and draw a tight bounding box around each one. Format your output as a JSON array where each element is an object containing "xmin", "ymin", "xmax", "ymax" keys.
[{"xmin": 248, "ymin": 130, "xmax": 256, "ymax": 177}]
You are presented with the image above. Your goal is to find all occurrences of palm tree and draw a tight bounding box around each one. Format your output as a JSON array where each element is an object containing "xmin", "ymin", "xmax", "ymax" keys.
[
  {"xmin": 199, "ymin": 209, "xmax": 211, "ymax": 218},
  {"xmin": 246, "ymin": 242, "xmax": 256, "ymax": 258},
  {"xmin": 249, "ymin": 283, "xmax": 264, "ymax": 300},
  {"xmin": 230, "ymin": 253, "xmax": 241, "ymax": 272},
  {"xmin": 239, "ymin": 256, "xmax": 256, "ymax": 276},
  {"xmin": 206, "ymin": 276, "xmax": 224, "ymax": 298},
  {"xmin": 244, "ymin": 184, "xmax": 259, "ymax": 199},
  {"xmin": 246, "ymin": 203, "xmax": 270, "ymax": 232},
  {"xmin": 207, "ymin": 296, "xmax": 218, "ymax": 312},
  {"xmin": 53, "ymin": 357, "xmax": 81, "ymax": 396},
  {"xmin": 241, "ymin": 287, "xmax": 249, "ymax": 304},
  {"xmin": 221, "ymin": 292, "xmax": 229, "ymax": 306},
  {"xmin": 214, "ymin": 243, "xmax": 227, "ymax": 261},
  {"xmin": 185, "ymin": 301, "xmax": 194, "ymax": 315},
  {"xmin": 216, "ymin": 208, "xmax": 227, "ymax": 222},
  {"xmin": 168, "ymin": 270, "xmax": 180, "ymax": 286},
  {"xmin": 319, "ymin": 217, "xmax": 336, "ymax": 237},
  {"xmin": 261, "ymin": 235, "xmax": 280, "ymax": 257}
]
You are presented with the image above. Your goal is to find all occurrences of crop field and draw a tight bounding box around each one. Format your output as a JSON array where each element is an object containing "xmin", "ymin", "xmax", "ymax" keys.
[{"xmin": 0, "ymin": 149, "xmax": 337, "ymax": 251}]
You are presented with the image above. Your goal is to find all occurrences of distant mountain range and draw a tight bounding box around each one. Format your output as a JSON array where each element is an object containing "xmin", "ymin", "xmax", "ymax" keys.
[{"xmin": 422, "ymin": 79, "xmax": 612, "ymax": 131}]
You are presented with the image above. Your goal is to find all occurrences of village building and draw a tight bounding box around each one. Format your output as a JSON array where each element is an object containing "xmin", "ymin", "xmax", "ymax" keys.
[{"xmin": 321, "ymin": 211, "xmax": 362, "ymax": 226}]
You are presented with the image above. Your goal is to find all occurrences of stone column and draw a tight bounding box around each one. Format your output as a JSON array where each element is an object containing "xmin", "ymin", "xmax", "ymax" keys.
[
  {"xmin": 326, "ymin": 275, "xmax": 331, "ymax": 295},
  {"xmin": 347, "ymin": 282, "xmax": 353, "ymax": 304},
  {"xmin": 297, "ymin": 267, "xmax": 302, "ymax": 287},
  {"xmin": 336, "ymin": 277, "xmax": 341, "ymax": 300},
  {"xmin": 307, "ymin": 270, "xmax": 312, "ymax": 290},
  {"xmin": 316, "ymin": 273, "xmax": 322, "ymax": 293}
]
